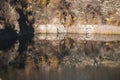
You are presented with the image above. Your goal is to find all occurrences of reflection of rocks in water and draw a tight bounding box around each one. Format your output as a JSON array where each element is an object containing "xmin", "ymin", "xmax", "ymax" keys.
[
  {"xmin": 0, "ymin": 34, "xmax": 120, "ymax": 72},
  {"xmin": 62, "ymin": 40, "xmax": 120, "ymax": 67},
  {"xmin": 0, "ymin": 28, "xmax": 18, "ymax": 69},
  {"xmin": 84, "ymin": 41, "xmax": 101, "ymax": 57},
  {"xmin": 0, "ymin": 42, "xmax": 18, "ymax": 70},
  {"xmin": 0, "ymin": 28, "xmax": 18, "ymax": 40},
  {"xmin": 0, "ymin": 34, "xmax": 34, "ymax": 69},
  {"xmin": 58, "ymin": 37, "xmax": 76, "ymax": 62},
  {"xmin": 18, "ymin": 35, "xmax": 34, "ymax": 53},
  {"xmin": 10, "ymin": 35, "xmax": 34, "ymax": 69},
  {"xmin": 22, "ymin": 36, "xmax": 120, "ymax": 69},
  {"xmin": 0, "ymin": 39, "xmax": 17, "ymax": 50}
]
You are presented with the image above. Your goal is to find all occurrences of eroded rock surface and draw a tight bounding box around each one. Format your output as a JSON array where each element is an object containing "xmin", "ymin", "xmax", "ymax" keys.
[{"xmin": 0, "ymin": 0, "xmax": 120, "ymax": 34}]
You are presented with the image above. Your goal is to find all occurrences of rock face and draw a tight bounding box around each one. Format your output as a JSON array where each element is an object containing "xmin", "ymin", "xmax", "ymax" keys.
[
  {"xmin": 33, "ymin": 0, "xmax": 120, "ymax": 25},
  {"xmin": 30, "ymin": 0, "xmax": 120, "ymax": 34},
  {"xmin": 0, "ymin": 0, "xmax": 120, "ymax": 34},
  {"xmin": 0, "ymin": 0, "xmax": 34, "ymax": 34},
  {"xmin": 35, "ymin": 24, "xmax": 66, "ymax": 34},
  {"xmin": 35, "ymin": 24, "xmax": 120, "ymax": 34},
  {"xmin": 0, "ymin": 1, "xmax": 20, "ymax": 32}
]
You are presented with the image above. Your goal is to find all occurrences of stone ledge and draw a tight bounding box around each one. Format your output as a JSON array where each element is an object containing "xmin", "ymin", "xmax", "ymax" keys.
[
  {"xmin": 35, "ymin": 24, "xmax": 120, "ymax": 34},
  {"xmin": 35, "ymin": 24, "xmax": 67, "ymax": 34},
  {"xmin": 35, "ymin": 34, "xmax": 120, "ymax": 41}
]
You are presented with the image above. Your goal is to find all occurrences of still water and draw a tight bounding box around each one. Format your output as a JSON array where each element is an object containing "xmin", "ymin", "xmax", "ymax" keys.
[{"xmin": 0, "ymin": 34, "xmax": 120, "ymax": 80}]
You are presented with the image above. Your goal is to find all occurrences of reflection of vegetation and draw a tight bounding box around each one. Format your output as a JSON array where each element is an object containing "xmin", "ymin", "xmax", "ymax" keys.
[
  {"xmin": 0, "ymin": 36, "xmax": 120, "ymax": 73},
  {"xmin": 10, "ymin": 35, "xmax": 34, "ymax": 69},
  {"xmin": 58, "ymin": 37, "xmax": 76, "ymax": 60},
  {"xmin": 0, "ymin": 39, "xmax": 120, "ymax": 80}
]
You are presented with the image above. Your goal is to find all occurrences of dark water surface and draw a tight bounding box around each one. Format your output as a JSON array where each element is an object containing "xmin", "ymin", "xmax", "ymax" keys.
[{"xmin": 0, "ymin": 34, "xmax": 120, "ymax": 80}]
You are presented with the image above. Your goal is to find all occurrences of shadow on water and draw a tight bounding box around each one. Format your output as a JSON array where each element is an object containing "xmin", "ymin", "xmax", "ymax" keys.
[
  {"xmin": 18, "ymin": 35, "xmax": 34, "ymax": 54},
  {"xmin": 0, "ymin": 34, "xmax": 34, "ymax": 80},
  {"xmin": 0, "ymin": 35, "xmax": 34, "ymax": 78},
  {"xmin": 14, "ymin": 34, "xmax": 34, "ymax": 69},
  {"xmin": 0, "ymin": 28, "xmax": 18, "ymax": 50}
]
